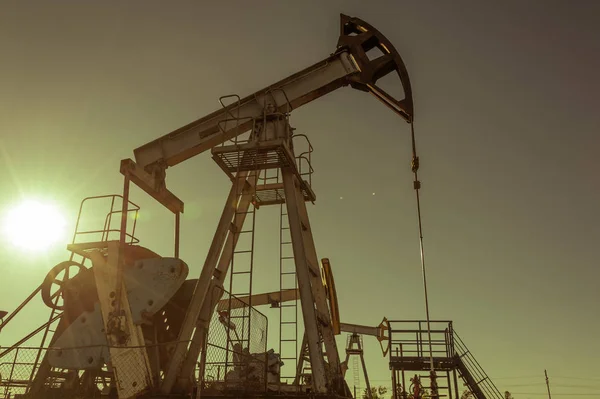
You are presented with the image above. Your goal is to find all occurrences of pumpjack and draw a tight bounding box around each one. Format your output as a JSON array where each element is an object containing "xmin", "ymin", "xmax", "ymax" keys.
[{"xmin": 0, "ymin": 13, "xmax": 418, "ymax": 399}]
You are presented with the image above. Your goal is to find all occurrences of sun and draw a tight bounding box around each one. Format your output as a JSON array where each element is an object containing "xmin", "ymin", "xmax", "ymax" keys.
[{"xmin": 2, "ymin": 199, "xmax": 67, "ymax": 252}]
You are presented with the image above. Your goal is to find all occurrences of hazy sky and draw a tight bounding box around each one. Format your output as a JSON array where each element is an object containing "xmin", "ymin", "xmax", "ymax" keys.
[{"xmin": 1, "ymin": 1, "xmax": 599, "ymax": 397}]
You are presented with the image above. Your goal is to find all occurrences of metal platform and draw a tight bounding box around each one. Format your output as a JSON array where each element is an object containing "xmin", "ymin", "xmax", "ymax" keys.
[
  {"xmin": 212, "ymin": 139, "xmax": 295, "ymax": 177},
  {"xmin": 387, "ymin": 320, "xmax": 504, "ymax": 399},
  {"xmin": 254, "ymin": 181, "xmax": 316, "ymax": 206},
  {"xmin": 212, "ymin": 137, "xmax": 316, "ymax": 205}
]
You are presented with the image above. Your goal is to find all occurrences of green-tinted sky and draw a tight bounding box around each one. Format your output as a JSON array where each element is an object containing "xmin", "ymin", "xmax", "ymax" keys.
[{"xmin": 1, "ymin": 1, "xmax": 599, "ymax": 397}]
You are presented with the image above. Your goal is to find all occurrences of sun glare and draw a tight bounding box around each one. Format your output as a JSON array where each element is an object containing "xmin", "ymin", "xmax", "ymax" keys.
[{"xmin": 2, "ymin": 199, "xmax": 67, "ymax": 252}]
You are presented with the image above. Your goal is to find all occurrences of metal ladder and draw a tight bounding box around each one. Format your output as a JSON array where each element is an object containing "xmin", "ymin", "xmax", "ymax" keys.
[
  {"xmin": 224, "ymin": 166, "xmax": 258, "ymax": 380},
  {"xmin": 352, "ymin": 355, "xmax": 361, "ymax": 394},
  {"xmin": 279, "ymin": 202, "xmax": 299, "ymax": 385}
]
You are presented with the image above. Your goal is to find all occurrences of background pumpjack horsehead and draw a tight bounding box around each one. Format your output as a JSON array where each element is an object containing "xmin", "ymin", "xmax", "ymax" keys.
[{"xmin": 13, "ymin": 13, "xmax": 415, "ymax": 399}]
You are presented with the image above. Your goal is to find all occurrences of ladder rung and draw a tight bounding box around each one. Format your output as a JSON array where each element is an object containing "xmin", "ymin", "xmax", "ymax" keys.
[
  {"xmin": 232, "ymin": 271, "xmax": 251, "ymax": 275},
  {"xmin": 281, "ymin": 321, "xmax": 296, "ymax": 324},
  {"xmin": 234, "ymin": 250, "xmax": 253, "ymax": 254},
  {"xmin": 280, "ymin": 339, "xmax": 297, "ymax": 342},
  {"xmin": 280, "ymin": 271, "xmax": 296, "ymax": 275},
  {"xmin": 281, "ymin": 227, "xmax": 290, "ymax": 230},
  {"xmin": 281, "ymin": 241, "xmax": 292, "ymax": 244},
  {"xmin": 234, "ymin": 210, "xmax": 254, "ymax": 215},
  {"xmin": 281, "ymin": 256, "xmax": 294, "ymax": 260},
  {"xmin": 239, "ymin": 230, "xmax": 254, "ymax": 234}
]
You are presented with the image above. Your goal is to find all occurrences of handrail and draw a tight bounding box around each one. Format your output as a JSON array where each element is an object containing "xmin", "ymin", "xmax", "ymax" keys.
[
  {"xmin": 292, "ymin": 133, "xmax": 314, "ymax": 187},
  {"xmin": 217, "ymin": 94, "xmax": 256, "ymax": 147},
  {"xmin": 71, "ymin": 194, "xmax": 140, "ymax": 247},
  {"xmin": 386, "ymin": 320, "xmax": 502, "ymax": 399},
  {"xmin": 453, "ymin": 330, "xmax": 503, "ymax": 399}
]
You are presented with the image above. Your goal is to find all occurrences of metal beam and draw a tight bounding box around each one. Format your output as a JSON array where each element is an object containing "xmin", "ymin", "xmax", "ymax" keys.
[
  {"xmin": 282, "ymin": 168, "xmax": 328, "ymax": 393},
  {"xmin": 215, "ymin": 288, "xmax": 299, "ymax": 310},
  {"xmin": 289, "ymin": 170, "xmax": 343, "ymax": 382},
  {"xmin": 133, "ymin": 52, "xmax": 358, "ymax": 170},
  {"xmin": 340, "ymin": 323, "xmax": 380, "ymax": 338},
  {"xmin": 120, "ymin": 159, "xmax": 184, "ymax": 214}
]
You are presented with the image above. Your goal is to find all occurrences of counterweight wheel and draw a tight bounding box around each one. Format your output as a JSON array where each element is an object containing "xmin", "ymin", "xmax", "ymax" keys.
[{"xmin": 41, "ymin": 260, "xmax": 87, "ymax": 310}]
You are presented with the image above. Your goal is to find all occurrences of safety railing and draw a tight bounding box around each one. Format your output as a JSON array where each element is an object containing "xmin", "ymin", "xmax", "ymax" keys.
[
  {"xmin": 388, "ymin": 320, "xmax": 455, "ymax": 362},
  {"xmin": 200, "ymin": 287, "xmax": 271, "ymax": 395},
  {"xmin": 217, "ymin": 94, "xmax": 256, "ymax": 147},
  {"xmin": 0, "ymin": 345, "xmax": 81, "ymax": 398},
  {"xmin": 0, "ymin": 341, "xmax": 190, "ymax": 399},
  {"xmin": 71, "ymin": 194, "xmax": 140, "ymax": 245},
  {"xmin": 387, "ymin": 320, "xmax": 503, "ymax": 399},
  {"xmin": 216, "ymin": 88, "xmax": 293, "ymax": 148},
  {"xmin": 292, "ymin": 133, "xmax": 314, "ymax": 188},
  {"xmin": 453, "ymin": 331, "xmax": 503, "ymax": 399},
  {"xmin": 0, "ymin": 346, "xmax": 39, "ymax": 398},
  {"xmin": 201, "ymin": 343, "xmax": 269, "ymax": 395}
]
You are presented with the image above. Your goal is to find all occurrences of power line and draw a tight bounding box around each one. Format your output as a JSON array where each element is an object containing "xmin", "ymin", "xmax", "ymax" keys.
[
  {"xmin": 502, "ymin": 383, "xmax": 546, "ymax": 387},
  {"xmin": 493, "ymin": 376, "xmax": 548, "ymax": 380},
  {"xmin": 511, "ymin": 394, "xmax": 600, "ymax": 396},
  {"xmin": 545, "ymin": 369, "xmax": 552, "ymax": 399},
  {"xmin": 494, "ymin": 375, "xmax": 600, "ymax": 382},
  {"xmin": 552, "ymin": 384, "xmax": 600, "ymax": 389},
  {"xmin": 554, "ymin": 376, "xmax": 600, "ymax": 382}
]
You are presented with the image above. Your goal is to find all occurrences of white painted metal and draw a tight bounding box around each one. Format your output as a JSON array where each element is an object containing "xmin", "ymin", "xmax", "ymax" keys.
[
  {"xmin": 48, "ymin": 258, "xmax": 188, "ymax": 369},
  {"xmin": 340, "ymin": 323, "xmax": 381, "ymax": 338},
  {"xmin": 127, "ymin": 257, "xmax": 188, "ymax": 323},
  {"xmin": 48, "ymin": 302, "xmax": 107, "ymax": 369},
  {"xmin": 215, "ymin": 289, "xmax": 299, "ymax": 310},
  {"xmin": 90, "ymin": 243, "xmax": 154, "ymax": 399},
  {"xmin": 133, "ymin": 52, "xmax": 358, "ymax": 169},
  {"xmin": 342, "ymin": 334, "xmax": 372, "ymax": 399},
  {"xmin": 292, "ymin": 176, "xmax": 342, "ymax": 375},
  {"xmin": 282, "ymin": 168, "xmax": 329, "ymax": 392}
]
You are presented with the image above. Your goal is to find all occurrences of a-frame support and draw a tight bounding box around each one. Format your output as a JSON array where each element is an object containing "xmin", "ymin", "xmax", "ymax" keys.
[
  {"xmin": 343, "ymin": 333, "xmax": 372, "ymax": 399},
  {"xmin": 163, "ymin": 170, "xmax": 257, "ymax": 393},
  {"xmin": 163, "ymin": 112, "xmax": 343, "ymax": 394}
]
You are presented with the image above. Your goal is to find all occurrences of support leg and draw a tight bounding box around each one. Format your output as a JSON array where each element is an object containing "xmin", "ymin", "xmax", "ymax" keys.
[
  {"xmin": 282, "ymin": 168, "xmax": 329, "ymax": 393},
  {"xmin": 164, "ymin": 171, "xmax": 256, "ymax": 393},
  {"xmin": 358, "ymin": 338, "xmax": 372, "ymax": 399}
]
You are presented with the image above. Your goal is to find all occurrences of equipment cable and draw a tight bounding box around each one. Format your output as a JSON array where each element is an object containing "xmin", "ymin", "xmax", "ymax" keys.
[{"xmin": 409, "ymin": 122, "xmax": 437, "ymax": 387}]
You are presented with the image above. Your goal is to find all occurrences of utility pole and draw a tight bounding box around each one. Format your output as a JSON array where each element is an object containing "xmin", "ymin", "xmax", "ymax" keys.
[{"xmin": 545, "ymin": 369, "xmax": 552, "ymax": 399}]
